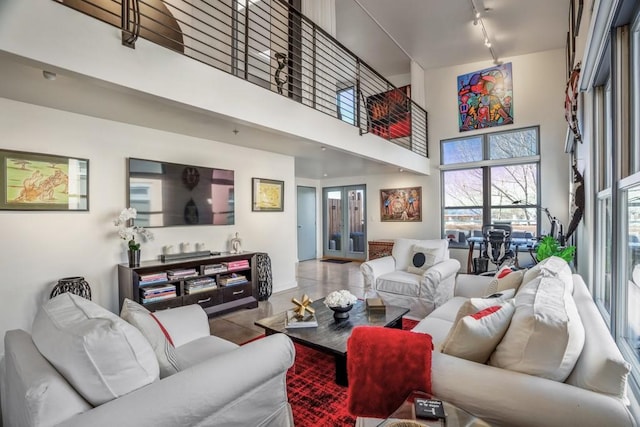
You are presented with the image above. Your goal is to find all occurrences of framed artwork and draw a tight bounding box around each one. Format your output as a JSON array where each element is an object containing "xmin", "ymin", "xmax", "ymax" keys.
[
  {"xmin": 252, "ymin": 177, "xmax": 284, "ymax": 212},
  {"xmin": 457, "ymin": 62, "xmax": 514, "ymax": 132},
  {"xmin": 366, "ymin": 85, "xmax": 412, "ymax": 139},
  {"xmin": 380, "ymin": 187, "xmax": 421, "ymax": 222},
  {"xmin": 0, "ymin": 149, "xmax": 88, "ymax": 211}
]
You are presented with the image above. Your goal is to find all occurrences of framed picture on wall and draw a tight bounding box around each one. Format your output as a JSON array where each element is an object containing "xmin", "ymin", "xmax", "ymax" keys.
[
  {"xmin": 0, "ymin": 149, "xmax": 89, "ymax": 211},
  {"xmin": 380, "ymin": 187, "xmax": 421, "ymax": 222},
  {"xmin": 252, "ymin": 177, "xmax": 284, "ymax": 212}
]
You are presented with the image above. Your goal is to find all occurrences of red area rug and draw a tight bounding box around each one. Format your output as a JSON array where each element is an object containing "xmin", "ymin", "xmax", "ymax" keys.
[{"xmin": 287, "ymin": 318, "xmax": 419, "ymax": 427}]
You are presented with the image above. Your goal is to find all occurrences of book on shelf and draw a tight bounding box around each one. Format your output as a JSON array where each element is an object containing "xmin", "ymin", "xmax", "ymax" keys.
[
  {"xmin": 226, "ymin": 260, "xmax": 250, "ymax": 270},
  {"xmin": 219, "ymin": 273, "xmax": 247, "ymax": 286},
  {"xmin": 141, "ymin": 293, "xmax": 176, "ymax": 304},
  {"xmin": 166, "ymin": 268, "xmax": 198, "ymax": 278},
  {"xmin": 140, "ymin": 283, "xmax": 176, "ymax": 294},
  {"xmin": 141, "ymin": 290, "xmax": 175, "ymax": 300},
  {"xmin": 285, "ymin": 310, "xmax": 318, "ymax": 328},
  {"xmin": 184, "ymin": 285, "xmax": 217, "ymax": 294},
  {"xmin": 185, "ymin": 277, "xmax": 216, "ymax": 286},
  {"xmin": 139, "ymin": 272, "xmax": 168, "ymax": 283},
  {"xmin": 202, "ymin": 264, "xmax": 227, "ymax": 274}
]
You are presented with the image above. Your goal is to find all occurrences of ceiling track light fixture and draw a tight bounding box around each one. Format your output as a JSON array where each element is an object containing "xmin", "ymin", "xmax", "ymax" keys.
[{"xmin": 469, "ymin": 0, "xmax": 501, "ymax": 65}]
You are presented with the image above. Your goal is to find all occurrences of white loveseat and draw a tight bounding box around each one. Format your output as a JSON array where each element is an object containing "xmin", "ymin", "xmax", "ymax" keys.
[
  {"xmin": 409, "ymin": 268, "xmax": 636, "ymax": 426},
  {"xmin": 360, "ymin": 239, "xmax": 461, "ymax": 318},
  {"xmin": 0, "ymin": 294, "xmax": 295, "ymax": 427}
]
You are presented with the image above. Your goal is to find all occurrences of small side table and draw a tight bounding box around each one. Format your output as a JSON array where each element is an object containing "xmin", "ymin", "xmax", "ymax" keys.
[
  {"xmin": 355, "ymin": 390, "xmax": 490, "ymax": 427},
  {"xmin": 368, "ymin": 240, "xmax": 395, "ymax": 260}
]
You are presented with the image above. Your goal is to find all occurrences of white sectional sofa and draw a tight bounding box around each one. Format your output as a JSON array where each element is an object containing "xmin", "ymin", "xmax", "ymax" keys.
[
  {"xmin": 0, "ymin": 294, "xmax": 295, "ymax": 427},
  {"xmin": 408, "ymin": 261, "xmax": 636, "ymax": 427}
]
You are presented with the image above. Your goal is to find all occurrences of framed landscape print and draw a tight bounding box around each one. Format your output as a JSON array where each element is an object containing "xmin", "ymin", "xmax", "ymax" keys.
[
  {"xmin": 0, "ymin": 149, "xmax": 89, "ymax": 211},
  {"xmin": 252, "ymin": 177, "xmax": 284, "ymax": 212},
  {"xmin": 380, "ymin": 187, "xmax": 421, "ymax": 222}
]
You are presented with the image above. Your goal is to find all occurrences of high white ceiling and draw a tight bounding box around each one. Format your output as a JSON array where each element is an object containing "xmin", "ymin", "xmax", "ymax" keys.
[
  {"xmin": 0, "ymin": 0, "xmax": 570, "ymax": 179},
  {"xmin": 337, "ymin": 0, "xmax": 570, "ymax": 75}
]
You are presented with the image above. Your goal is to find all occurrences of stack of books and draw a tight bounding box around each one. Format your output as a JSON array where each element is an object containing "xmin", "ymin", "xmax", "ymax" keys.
[
  {"xmin": 166, "ymin": 268, "xmax": 198, "ymax": 280},
  {"xmin": 225, "ymin": 259, "xmax": 249, "ymax": 271},
  {"xmin": 285, "ymin": 310, "xmax": 318, "ymax": 328},
  {"xmin": 219, "ymin": 273, "xmax": 248, "ymax": 286},
  {"xmin": 366, "ymin": 297, "xmax": 386, "ymax": 313},
  {"xmin": 202, "ymin": 263, "xmax": 227, "ymax": 275},
  {"xmin": 184, "ymin": 277, "xmax": 217, "ymax": 294},
  {"xmin": 140, "ymin": 283, "xmax": 176, "ymax": 304},
  {"xmin": 138, "ymin": 272, "xmax": 168, "ymax": 286}
]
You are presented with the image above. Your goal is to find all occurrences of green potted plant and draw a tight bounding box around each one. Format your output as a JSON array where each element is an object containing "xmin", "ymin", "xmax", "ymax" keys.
[{"xmin": 535, "ymin": 235, "xmax": 576, "ymax": 263}]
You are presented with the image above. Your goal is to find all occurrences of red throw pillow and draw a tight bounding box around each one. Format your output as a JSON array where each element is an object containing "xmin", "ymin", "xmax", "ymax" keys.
[{"xmin": 347, "ymin": 326, "xmax": 433, "ymax": 418}]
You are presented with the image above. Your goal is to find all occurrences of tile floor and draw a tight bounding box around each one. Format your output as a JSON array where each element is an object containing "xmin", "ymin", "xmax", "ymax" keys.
[{"xmin": 209, "ymin": 259, "xmax": 367, "ymax": 344}]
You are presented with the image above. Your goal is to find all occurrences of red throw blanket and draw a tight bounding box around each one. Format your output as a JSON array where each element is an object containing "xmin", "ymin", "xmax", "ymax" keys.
[{"xmin": 347, "ymin": 326, "xmax": 433, "ymax": 418}]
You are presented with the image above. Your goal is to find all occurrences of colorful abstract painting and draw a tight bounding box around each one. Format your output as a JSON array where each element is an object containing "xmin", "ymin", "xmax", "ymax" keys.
[{"xmin": 458, "ymin": 62, "xmax": 513, "ymax": 132}]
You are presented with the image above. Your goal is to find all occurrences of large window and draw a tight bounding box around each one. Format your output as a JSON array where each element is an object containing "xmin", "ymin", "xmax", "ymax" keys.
[{"xmin": 441, "ymin": 127, "xmax": 540, "ymax": 245}]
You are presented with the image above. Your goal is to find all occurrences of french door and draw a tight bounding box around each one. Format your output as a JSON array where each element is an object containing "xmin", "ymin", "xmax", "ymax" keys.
[{"xmin": 322, "ymin": 185, "xmax": 366, "ymax": 260}]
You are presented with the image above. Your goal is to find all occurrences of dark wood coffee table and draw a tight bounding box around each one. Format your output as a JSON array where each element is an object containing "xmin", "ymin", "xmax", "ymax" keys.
[{"xmin": 255, "ymin": 298, "xmax": 410, "ymax": 386}]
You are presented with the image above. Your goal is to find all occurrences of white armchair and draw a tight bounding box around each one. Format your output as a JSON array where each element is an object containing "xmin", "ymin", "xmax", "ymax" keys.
[{"xmin": 361, "ymin": 238, "xmax": 461, "ymax": 318}]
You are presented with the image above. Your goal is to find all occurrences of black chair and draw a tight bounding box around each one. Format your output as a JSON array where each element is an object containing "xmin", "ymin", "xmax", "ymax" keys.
[{"xmin": 479, "ymin": 224, "xmax": 514, "ymax": 273}]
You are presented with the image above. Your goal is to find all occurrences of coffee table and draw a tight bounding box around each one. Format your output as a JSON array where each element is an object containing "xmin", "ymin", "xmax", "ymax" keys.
[{"xmin": 255, "ymin": 298, "xmax": 410, "ymax": 386}]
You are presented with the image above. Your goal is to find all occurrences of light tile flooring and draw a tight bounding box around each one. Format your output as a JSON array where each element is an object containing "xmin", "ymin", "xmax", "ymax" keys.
[{"xmin": 209, "ymin": 259, "xmax": 366, "ymax": 344}]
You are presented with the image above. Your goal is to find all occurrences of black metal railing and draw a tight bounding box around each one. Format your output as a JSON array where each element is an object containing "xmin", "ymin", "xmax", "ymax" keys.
[{"xmin": 55, "ymin": 0, "xmax": 428, "ymax": 157}]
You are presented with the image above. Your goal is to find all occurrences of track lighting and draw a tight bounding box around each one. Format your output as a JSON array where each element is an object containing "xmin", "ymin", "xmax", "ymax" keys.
[{"xmin": 469, "ymin": 0, "xmax": 499, "ymax": 65}]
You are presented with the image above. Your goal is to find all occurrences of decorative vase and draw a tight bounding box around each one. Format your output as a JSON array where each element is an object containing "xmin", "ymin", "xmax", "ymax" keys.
[
  {"xmin": 330, "ymin": 304, "xmax": 353, "ymax": 320},
  {"xmin": 128, "ymin": 249, "xmax": 141, "ymax": 267},
  {"xmin": 50, "ymin": 277, "xmax": 92, "ymax": 300}
]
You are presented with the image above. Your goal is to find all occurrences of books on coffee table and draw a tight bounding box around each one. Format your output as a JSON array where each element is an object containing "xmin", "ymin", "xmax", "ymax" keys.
[{"xmin": 285, "ymin": 310, "xmax": 318, "ymax": 328}]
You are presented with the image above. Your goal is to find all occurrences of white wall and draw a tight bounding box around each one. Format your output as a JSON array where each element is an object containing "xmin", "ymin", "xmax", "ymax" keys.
[
  {"xmin": 0, "ymin": 97, "xmax": 298, "ymax": 355},
  {"xmin": 423, "ymin": 48, "xmax": 570, "ymax": 267}
]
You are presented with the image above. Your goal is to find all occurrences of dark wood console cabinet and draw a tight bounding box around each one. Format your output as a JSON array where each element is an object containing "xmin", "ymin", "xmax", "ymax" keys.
[{"xmin": 118, "ymin": 252, "xmax": 258, "ymax": 316}]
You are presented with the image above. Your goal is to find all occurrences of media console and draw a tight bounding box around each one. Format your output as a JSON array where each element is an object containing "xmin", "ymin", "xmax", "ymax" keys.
[{"xmin": 118, "ymin": 251, "xmax": 258, "ymax": 316}]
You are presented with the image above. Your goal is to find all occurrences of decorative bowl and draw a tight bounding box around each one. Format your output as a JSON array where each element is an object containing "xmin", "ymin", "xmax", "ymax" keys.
[{"xmin": 329, "ymin": 304, "xmax": 353, "ymax": 319}]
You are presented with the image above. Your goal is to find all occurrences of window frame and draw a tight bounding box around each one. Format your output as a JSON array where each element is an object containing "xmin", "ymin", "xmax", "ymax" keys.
[{"xmin": 440, "ymin": 126, "xmax": 541, "ymax": 247}]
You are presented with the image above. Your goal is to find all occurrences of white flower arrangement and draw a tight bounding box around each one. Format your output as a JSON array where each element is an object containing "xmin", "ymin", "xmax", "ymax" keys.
[
  {"xmin": 113, "ymin": 207, "xmax": 154, "ymax": 251},
  {"xmin": 324, "ymin": 290, "xmax": 357, "ymax": 308}
]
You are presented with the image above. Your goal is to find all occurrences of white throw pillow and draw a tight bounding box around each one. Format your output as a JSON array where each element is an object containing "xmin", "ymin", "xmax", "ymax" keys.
[
  {"xmin": 392, "ymin": 239, "xmax": 447, "ymax": 271},
  {"xmin": 32, "ymin": 293, "xmax": 159, "ymax": 406},
  {"xmin": 441, "ymin": 300, "xmax": 515, "ymax": 363},
  {"xmin": 453, "ymin": 288, "xmax": 516, "ymax": 326},
  {"xmin": 407, "ymin": 245, "xmax": 440, "ymax": 275},
  {"xmin": 121, "ymin": 298, "xmax": 180, "ymax": 378},
  {"xmin": 521, "ymin": 256, "xmax": 573, "ymax": 293},
  {"xmin": 489, "ymin": 276, "xmax": 585, "ymax": 382},
  {"xmin": 485, "ymin": 267, "xmax": 525, "ymax": 295}
]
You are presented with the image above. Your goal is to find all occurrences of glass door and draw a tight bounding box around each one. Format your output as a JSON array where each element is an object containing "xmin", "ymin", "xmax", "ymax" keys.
[{"xmin": 323, "ymin": 185, "xmax": 366, "ymax": 260}]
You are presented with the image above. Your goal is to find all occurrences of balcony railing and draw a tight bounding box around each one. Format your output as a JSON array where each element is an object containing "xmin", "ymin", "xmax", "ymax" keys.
[{"xmin": 55, "ymin": 0, "xmax": 428, "ymax": 158}]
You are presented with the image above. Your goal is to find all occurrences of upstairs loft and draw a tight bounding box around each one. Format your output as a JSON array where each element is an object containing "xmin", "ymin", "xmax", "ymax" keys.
[{"xmin": 0, "ymin": 0, "xmax": 431, "ymax": 178}]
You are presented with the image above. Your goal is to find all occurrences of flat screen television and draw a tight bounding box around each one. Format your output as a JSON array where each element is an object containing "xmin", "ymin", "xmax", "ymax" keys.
[{"xmin": 128, "ymin": 158, "xmax": 234, "ymax": 227}]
